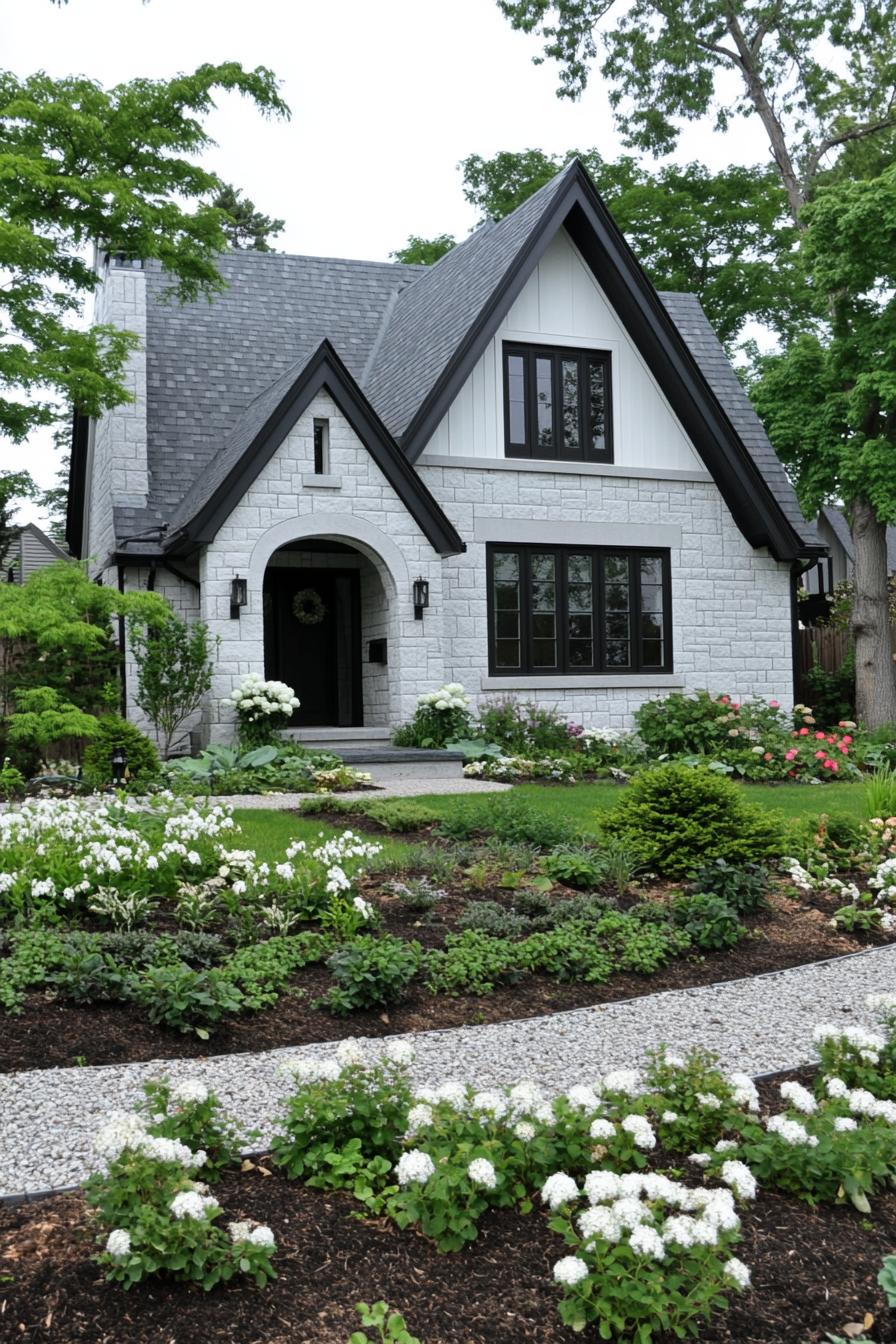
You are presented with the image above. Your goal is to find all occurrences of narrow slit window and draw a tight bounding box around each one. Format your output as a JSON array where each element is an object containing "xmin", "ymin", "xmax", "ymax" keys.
[{"xmin": 313, "ymin": 418, "xmax": 330, "ymax": 475}]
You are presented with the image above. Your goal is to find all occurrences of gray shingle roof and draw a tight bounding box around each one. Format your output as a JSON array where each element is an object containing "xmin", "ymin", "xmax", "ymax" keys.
[
  {"xmin": 658, "ymin": 292, "xmax": 819, "ymax": 549},
  {"xmin": 126, "ymin": 165, "xmax": 817, "ymax": 559},
  {"xmin": 364, "ymin": 163, "xmax": 577, "ymax": 438},
  {"xmin": 143, "ymin": 251, "xmax": 422, "ymax": 524}
]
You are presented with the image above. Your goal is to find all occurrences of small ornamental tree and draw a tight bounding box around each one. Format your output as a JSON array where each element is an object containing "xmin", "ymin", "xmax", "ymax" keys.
[{"xmin": 129, "ymin": 614, "xmax": 216, "ymax": 758}]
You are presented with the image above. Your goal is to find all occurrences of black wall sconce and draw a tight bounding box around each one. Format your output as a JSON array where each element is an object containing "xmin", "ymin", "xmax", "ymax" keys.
[
  {"xmin": 412, "ymin": 576, "xmax": 429, "ymax": 621},
  {"xmin": 230, "ymin": 575, "xmax": 248, "ymax": 620}
]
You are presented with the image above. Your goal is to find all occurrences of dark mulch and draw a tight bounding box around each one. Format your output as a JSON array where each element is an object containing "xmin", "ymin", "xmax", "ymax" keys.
[
  {"xmin": 0, "ymin": 891, "xmax": 867, "ymax": 1074},
  {"xmin": 2, "ymin": 1143, "xmax": 894, "ymax": 1343}
]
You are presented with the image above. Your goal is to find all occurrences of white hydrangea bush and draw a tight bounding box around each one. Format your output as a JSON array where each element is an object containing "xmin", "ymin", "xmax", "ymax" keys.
[
  {"xmin": 394, "ymin": 682, "xmax": 473, "ymax": 748},
  {"xmin": 224, "ymin": 673, "xmax": 300, "ymax": 746},
  {"xmin": 87, "ymin": 1086, "xmax": 277, "ymax": 1290}
]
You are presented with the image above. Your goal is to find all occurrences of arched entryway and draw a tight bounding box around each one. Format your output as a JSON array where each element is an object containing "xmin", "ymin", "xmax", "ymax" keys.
[{"xmin": 260, "ymin": 535, "xmax": 395, "ymax": 729}]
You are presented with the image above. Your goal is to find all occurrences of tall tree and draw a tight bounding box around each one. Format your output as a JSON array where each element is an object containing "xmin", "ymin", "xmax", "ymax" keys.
[
  {"xmin": 750, "ymin": 167, "xmax": 896, "ymax": 725},
  {"xmin": 390, "ymin": 233, "xmax": 457, "ymax": 265},
  {"xmin": 0, "ymin": 64, "xmax": 289, "ymax": 445},
  {"xmin": 211, "ymin": 183, "xmax": 285, "ymax": 251},
  {"xmin": 496, "ymin": 2, "xmax": 896, "ymax": 220},
  {"xmin": 461, "ymin": 149, "xmax": 802, "ymax": 345},
  {"xmin": 498, "ymin": 0, "xmax": 896, "ymax": 723}
]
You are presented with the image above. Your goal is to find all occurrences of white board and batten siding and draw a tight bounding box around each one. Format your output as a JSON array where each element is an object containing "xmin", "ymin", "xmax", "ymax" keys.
[{"xmin": 421, "ymin": 228, "xmax": 706, "ymax": 476}]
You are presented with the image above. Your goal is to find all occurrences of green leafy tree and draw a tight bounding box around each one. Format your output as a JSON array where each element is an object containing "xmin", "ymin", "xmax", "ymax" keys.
[
  {"xmin": 129, "ymin": 614, "xmax": 216, "ymax": 757},
  {"xmin": 210, "ymin": 183, "xmax": 285, "ymax": 251},
  {"xmin": 0, "ymin": 63, "xmax": 289, "ymax": 443},
  {"xmin": 6, "ymin": 686, "xmax": 98, "ymax": 754},
  {"xmin": 750, "ymin": 166, "xmax": 896, "ymax": 725},
  {"xmin": 0, "ymin": 561, "xmax": 166, "ymax": 717},
  {"xmin": 460, "ymin": 149, "xmax": 802, "ymax": 344},
  {"xmin": 390, "ymin": 233, "xmax": 457, "ymax": 265},
  {"xmin": 496, "ymin": 1, "xmax": 896, "ymax": 221}
]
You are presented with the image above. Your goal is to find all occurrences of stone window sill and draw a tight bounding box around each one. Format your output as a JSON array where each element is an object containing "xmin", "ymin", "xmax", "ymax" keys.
[
  {"xmin": 480, "ymin": 674, "xmax": 684, "ymax": 691},
  {"xmin": 302, "ymin": 474, "xmax": 341, "ymax": 489}
]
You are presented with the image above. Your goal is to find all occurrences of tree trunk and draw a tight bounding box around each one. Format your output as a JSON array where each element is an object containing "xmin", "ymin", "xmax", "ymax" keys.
[{"xmin": 851, "ymin": 497, "xmax": 896, "ymax": 728}]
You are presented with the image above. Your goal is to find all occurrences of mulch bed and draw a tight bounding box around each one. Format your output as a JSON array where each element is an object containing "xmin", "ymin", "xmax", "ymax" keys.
[
  {"xmin": 0, "ymin": 890, "xmax": 872, "ymax": 1075},
  {"xmin": 2, "ymin": 1071, "xmax": 894, "ymax": 1344}
]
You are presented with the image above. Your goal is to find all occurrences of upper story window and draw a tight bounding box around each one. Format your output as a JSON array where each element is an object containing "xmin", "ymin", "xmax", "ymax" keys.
[{"xmin": 503, "ymin": 343, "xmax": 612, "ymax": 463}]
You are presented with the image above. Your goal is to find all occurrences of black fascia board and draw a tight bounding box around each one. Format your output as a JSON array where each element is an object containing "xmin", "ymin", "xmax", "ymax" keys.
[
  {"xmin": 401, "ymin": 162, "xmax": 808, "ymax": 564},
  {"xmin": 66, "ymin": 410, "xmax": 90, "ymax": 558},
  {"xmin": 165, "ymin": 340, "xmax": 465, "ymax": 559}
]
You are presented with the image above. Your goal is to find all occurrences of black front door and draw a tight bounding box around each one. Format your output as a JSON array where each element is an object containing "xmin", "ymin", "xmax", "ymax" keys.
[{"xmin": 263, "ymin": 568, "xmax": 362, "ymax": 727}]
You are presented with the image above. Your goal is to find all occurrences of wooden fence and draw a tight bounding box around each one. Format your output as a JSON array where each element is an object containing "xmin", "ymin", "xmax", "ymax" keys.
[{"xmin": 795, "ymin": 626, "xmax": 851, "ymax": 706}]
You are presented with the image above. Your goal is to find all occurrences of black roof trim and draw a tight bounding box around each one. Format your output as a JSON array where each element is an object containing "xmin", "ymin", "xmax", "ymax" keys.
[
  {"xmin": 402, "ymin": 162, "xmax": 809, "ymax": 564},
  {"xmin": 165, "ymin": 340, "xmax": 465, "ymax": 559},
  {"xmin": 66, "ymin": 410, "xmax": 90, "ymax": 558}
]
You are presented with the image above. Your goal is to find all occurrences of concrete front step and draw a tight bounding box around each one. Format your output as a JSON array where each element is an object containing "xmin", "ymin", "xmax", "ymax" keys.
[
  {"xmin": 280, "ymin": 726, "xmax": 392, "ymax": 752},
  {"xmin": 279, "ymin": 730, "xmax": 466, "ymax": 781}
]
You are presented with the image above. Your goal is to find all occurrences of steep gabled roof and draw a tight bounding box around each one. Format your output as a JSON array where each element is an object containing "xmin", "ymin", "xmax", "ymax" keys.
[
  {"xmin": 164, "ymin": 340, "xmax": 464, "ymax": 558},
  {"xmin": 70, "ymin": 159, "xmax": 822, "ymax": 566},
  {"xmin": 364, "ymin": 160, "xmax": 818, "ymax": 562}
]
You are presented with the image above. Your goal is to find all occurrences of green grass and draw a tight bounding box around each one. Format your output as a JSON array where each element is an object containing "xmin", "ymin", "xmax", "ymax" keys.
[{"xmin": 233, "ymin": 779, "xmax": 867, "ymax": 856}]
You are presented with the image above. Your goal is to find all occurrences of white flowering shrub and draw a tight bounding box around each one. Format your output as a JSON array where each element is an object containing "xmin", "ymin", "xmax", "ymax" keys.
[
  {"xmin": 224, "ymin": 672, "xmax": 300, "ymax": 746},
  {"xmin": 272, "ymin": 1040, "xmax": 415, "ymax": 1185},
  {"xmin": 392, "ymin": 682, "xmax": 472, "ymax": 748},
  {"xmin": 547, "ymin": 1171, "xmax": 749, "ymax": 1336},
  {"xmin": 463, "ymin": 755, "xmax": 579, "ymax": 783},
  {"xmin": 139, "ymin": 1076, "xmax": 244, "ymax": 1178},
  {"xmin": 812, "ymin": 995, "xmax": 896, "ymax": 1099},
  {"xmin": 85, "ymin": 1100, "xmax": 276, "ymax": 1290}
]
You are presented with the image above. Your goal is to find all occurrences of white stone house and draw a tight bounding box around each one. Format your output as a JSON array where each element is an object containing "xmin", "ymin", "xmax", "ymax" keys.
[{"xmin": 67, "ymin": 160, "xmax": 822, "ymax": 749}]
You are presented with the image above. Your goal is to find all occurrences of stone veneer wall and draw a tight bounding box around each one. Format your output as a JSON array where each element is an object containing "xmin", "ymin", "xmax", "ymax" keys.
[{"xmin": 418, "ymin": 461, "xmax": 794, "ymax": 730}]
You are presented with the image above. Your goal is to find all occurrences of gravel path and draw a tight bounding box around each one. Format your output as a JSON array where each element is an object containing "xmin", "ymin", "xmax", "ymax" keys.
[{"xmin": 2, "ymin": 943, "xmax": 893, "ymax": 1200}]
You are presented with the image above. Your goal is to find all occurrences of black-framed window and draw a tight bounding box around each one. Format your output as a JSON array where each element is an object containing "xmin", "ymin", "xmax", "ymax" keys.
[
  {"xmin": 503, "ymin": 343, "xmax": 612, "ymax": 462},
  {"xmin": 487, "ymin": 544, "xmax": 672, "ymax": 675}
]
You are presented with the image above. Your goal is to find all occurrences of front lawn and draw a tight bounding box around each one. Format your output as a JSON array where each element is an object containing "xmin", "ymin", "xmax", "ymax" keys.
[
  {"xmin": 233, "ymin": 780, "xmax": 869, "ymax": 856},
  {"xmin": 2, "ymin": 770, "xmax": 893, "ymax": 1072}
]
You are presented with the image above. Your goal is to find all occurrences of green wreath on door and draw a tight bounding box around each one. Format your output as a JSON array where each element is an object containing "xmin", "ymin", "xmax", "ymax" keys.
[{"xmin": 292, "ymin": 587, "xmax": 327, "ymax": 625}]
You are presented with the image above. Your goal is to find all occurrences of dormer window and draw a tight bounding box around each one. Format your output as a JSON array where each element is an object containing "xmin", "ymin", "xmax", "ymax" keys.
[{"xmin": 503, "ymin": 343, "xmax": 612, "ymax": 463}]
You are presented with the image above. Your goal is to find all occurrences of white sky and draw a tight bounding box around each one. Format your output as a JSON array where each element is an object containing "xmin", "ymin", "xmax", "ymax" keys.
[{"xmin": 2, "ymin": 0, "xmax": 767, "ymax": 523}]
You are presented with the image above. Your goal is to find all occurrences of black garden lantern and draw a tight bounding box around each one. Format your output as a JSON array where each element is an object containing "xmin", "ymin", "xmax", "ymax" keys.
[
  {"xmin": 413, "ymin": 576, "xmax": 430, "ymax": 621},
  {"xmin": 110, "ymin": 746, "xmax": 127, "ymax": 787}
]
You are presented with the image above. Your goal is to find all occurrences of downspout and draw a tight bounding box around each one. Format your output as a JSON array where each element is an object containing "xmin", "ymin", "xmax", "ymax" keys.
[{"xmin": 117, "ymin": 566, "xmax": 127, "ymax": 718}]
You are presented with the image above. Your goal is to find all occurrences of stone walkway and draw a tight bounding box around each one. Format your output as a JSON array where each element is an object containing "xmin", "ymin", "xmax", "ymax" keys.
[
  {"xmin": 216, "ymin": 778, "xmax": 511, "ymax": 808},
  {"xmin": 2, "ymin": 943, "xmax": 893, "ymax": 1200}
]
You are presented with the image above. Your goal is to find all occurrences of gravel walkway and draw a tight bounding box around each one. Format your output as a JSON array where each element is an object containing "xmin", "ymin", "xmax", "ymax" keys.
[{"xmin": 2, "ymin": 943, "xmax": 893, "ymax": 1200}]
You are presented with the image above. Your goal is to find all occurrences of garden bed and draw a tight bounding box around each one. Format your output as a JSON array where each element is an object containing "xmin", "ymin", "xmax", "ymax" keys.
[
  {"xmin": 2, "ymin": 1067, "xmax": 893, "ymax": 1344},
  {"xmin": 0, "ymin": 890, "xmax": 870, "ymax": 1074}
]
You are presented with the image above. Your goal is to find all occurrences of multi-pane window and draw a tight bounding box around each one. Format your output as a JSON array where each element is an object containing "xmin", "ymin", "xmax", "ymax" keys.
[
  {"xmin": 503, "ymin": 344, "xmax": 612, "ymax": 461},
  {"xmin": 487, "ymin": 544, "xmax": 671, "ymax": 675}
]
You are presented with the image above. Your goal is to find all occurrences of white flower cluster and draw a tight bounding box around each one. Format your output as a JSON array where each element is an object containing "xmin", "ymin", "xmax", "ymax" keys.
[
  {"xmin": 395, "ymin": 1149, "xmax": 436, "ymax": 1186},
  {"xmin": 417, "ymin": 682, "xmax": 470, "ymax": 712},
  {"xmin": 228, "ymin": 1221, "xmax": 276, "ymax": 1247},
  {"xmin": 548, "ymin": 1169, "xmax": 750, "ymax": 1279},
  {"xmin": 170, "ymin": 1190, "xmax": 220, "ymax": 1221},
  {"xmin": 225, "ymin": 673, "xmax": 300, "ymax": 721},
  {"xmin": 765, "ymin": 1114, "xmax": 819, "ymax": 1147},
  {"xmin": 779, "ymin": 1081, "xmax": 817, "ymax": 1115}
]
